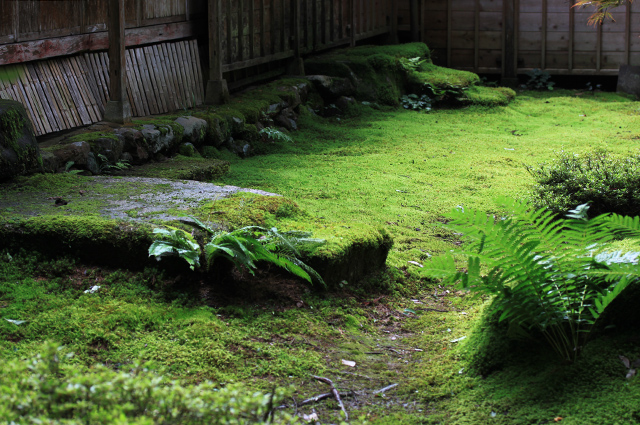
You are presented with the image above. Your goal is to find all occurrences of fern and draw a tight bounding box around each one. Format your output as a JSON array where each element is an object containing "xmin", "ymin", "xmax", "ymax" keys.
[
  {"xmin": 424, "ymin": 199, "xmax": 640, "ymax": 362},
  {"xmin": 148, "ymin": 219, "xmax": 325, "ymax": 286}
]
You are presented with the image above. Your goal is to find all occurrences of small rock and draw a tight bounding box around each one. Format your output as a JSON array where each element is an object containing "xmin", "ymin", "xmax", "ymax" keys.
[
  {"xmin": 52, "ymin": 141, "xmax": 91, "ymax": 166},
  {"xmin": 174, "ymin": 116, "xmax": 208, "ymax": 146}
]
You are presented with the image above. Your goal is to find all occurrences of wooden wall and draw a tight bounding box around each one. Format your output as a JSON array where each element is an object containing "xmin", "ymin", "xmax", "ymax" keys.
[{"xmin": 401, "ymin": 0, "xmax": 639, "ymax": 75}]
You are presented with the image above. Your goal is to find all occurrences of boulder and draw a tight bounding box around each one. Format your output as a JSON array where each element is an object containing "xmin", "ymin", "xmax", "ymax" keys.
[
  {"xmin": 115, "ymin": 128, "xmax": 148, "ymax": 163},
  {"xmin": 40, "ymin": 151, "xmax": 60, "ymax": 173},
  {"xmin": 306, "ymin": 75, "xmax": 355, "ymax": 101},
  {"xmin": 0, "ymin": 100, "xmax": 41, "ymax": 182},
  {"xmin": 51, "ymin": 141, "xmax": 91, "ymax": 167},
  {"xmin": 274, "ymin": 107, "xmax": 298, "ymax": 131},
  {"xmin": 336, "ymin": 96, "xmax": 356, "ymax": 111},
  {"xmin": 617, "ymin": 65, "xmax": 640, "ymax": 97},
  {"xmin": 174, "ymin": 116, "xmax": 208, "ymax": 146},
  {"xmin": 89, "ymin": 137, "xmax": 124, "ymax": 164},
  {"xmin": 141, "ymin": 124, "xmax": 175, "ymax": 154}
]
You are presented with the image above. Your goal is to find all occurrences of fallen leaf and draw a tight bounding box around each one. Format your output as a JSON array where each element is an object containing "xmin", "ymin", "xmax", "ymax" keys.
[
  {"xmin": 341, "ymin": 359, "xmax": 356, "ymax": 367},
  {"xmin": 5, "ymin": 319, "xmax": 26, "ymax": 325},
  {"xmin": 554, "ymin": 417, "xmax": 563, "ymax": 422},
  {"xmin": 408, "ymin": 261, "xmax": 424, "ymax": 268},
  {"xmin": 303, "ymin": 412, "xmax": 319, "ymax": 422}
]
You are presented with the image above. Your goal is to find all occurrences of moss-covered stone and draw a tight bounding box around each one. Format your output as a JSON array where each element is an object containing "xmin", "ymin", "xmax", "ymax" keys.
[
  {"xmin": 0, "ymin": 215, "xmax": 156, "ymax": 269},
  {"xmin": 0, "ymin": 100, "xmax": 41, "ymax": 182},
  {"xmin": 116, "ymin": 155, "xmax": 230, "ymax": 181}
]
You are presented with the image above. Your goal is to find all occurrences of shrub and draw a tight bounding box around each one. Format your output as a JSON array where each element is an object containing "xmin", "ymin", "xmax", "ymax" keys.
[
  {"xmin": 527, "ymin": 150, "xmax": 640, "ymax": 217},
  {"xmin": 0, "ymin": 343, "xmax": 297, "ymax": 424},
  {"xmin": 425, "ymin": 199, "xmax": 640, "ymax": 362}
]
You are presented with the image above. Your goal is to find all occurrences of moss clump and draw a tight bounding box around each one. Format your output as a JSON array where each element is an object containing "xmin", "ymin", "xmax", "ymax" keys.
[
  {"xmin": 0, "ymin": 101, "xmax": 41, "ymax": 179},
  {"xmin": 464, "ymin": 86, "xmax": 517, "ymax": 106},
  {"xmin": 116, "ymin": 156, "xmax": 230, "ymax": 181}
]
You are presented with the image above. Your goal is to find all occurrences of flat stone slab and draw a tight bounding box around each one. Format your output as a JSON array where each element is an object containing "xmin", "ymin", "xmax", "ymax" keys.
[{"xmin": 1, "ymin": 176, "xmax": 279, "ymax": 223}]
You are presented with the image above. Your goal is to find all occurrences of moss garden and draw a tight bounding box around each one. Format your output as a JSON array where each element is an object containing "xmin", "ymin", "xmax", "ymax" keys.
[{"xmin": 2, "ymin": 43, "xmax": 640, "ymax": 424}]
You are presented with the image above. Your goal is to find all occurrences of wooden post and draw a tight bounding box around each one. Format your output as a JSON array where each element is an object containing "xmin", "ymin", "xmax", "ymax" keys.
[
  {"xmin": 104, "ymin": 0, "xmax": 132, "ymax": 124},
  {"xmin": 205, "ymin": 0, "xmax": 229, "ymax": 104},
  {"xmin": 501, "ymin": 0, "xmax": 518, "ymax": 86},
  {"xmin": 287, "ymin": 0, "xmax": 305, "ymax": 75}
]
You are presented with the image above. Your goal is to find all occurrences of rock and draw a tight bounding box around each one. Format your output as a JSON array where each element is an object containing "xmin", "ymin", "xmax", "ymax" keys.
[
  {"xmin": 306, "ymin": 75, "xmax": 355, "ymax": 100},
  {"xmin": 617, "ymin": 65, "xmax": 640, "ymax": 97},
  {"xmin": 86, "ymin": 152, "xmax": 100, "ymax": 175},
  {"xmin": 174, "ymin": 116, "xmax": 208, "ymax": 146},
  {"xmin": 89, "ymin": 137, "xmax": 124, "ymax": 164},
  {"xmin": 40, "ymin": 151, "xmax": 59, "ymax": 173},
  {"xmin": 120, "ymin": 152, "xmax": 134, "ymax": 164},
  {"xmin": 179, "ymin": 142, "xmax": 196, "ymax": 157},
  {"xmin": 141, "ymin": 124, "xmax": 175, "ymax": 154},
  {"xmin": 225, "ymin": 137, "xmax": 252, "ymax": 157},
  {"xmin": 336, "ymin": 96, "xmax": 356, "ymax": 111},
  {"xmin": 51, "ymin": 141, "xmax": 91, "ymax": 166},
  {"xmin": 275, "ymin": 107, "xmax": 298, "ymax": 131},
  {"xmin": 0, "ymin": 100, "xmax": 41, "ymax": 182}
]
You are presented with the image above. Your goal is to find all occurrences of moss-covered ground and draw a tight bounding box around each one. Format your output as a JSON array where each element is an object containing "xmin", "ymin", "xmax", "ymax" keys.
[{"xmin": 2, "ymin": 89, "xmax": 640, "ymax": 423}]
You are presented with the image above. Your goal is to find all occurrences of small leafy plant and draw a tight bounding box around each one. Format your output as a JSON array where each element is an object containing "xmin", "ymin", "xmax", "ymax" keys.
[
  {"xmin": 259, "ymin": 127, "xmax": 293, "ymax": 143},
  {"xmin": 97, "ymin": 153, "xmax": 131, "ymax": 174},
  {"xmin": 400, "ymin": 94, "xmax": 432, "ymax": 112},
  {"xmin": 527, "ymin": 149, "xmax": 640, "ymax": 217},
  {"xmin": 523, "ymin": 69, "xmax": 555, "ymax": 91},
  {"xmin": 425, "ymin": 199, "xmax": 640, "ymax": 362},
  {"xmin": 149, "ymin": 217, "xmax": 325, "ymax": 286},
  {"xmin": 399, "ymin": 56, "xmax": 427, "ymax": 72}
]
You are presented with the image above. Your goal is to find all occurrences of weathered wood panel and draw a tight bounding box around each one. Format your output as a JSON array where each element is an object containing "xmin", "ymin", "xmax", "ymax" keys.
[
  {"xmin": 416, "ymin": 0, "xmax": 637, "ymax": 75},
  {"xmin": 0, "ymin": 39, "xmax": 204, "ymax": 136}
]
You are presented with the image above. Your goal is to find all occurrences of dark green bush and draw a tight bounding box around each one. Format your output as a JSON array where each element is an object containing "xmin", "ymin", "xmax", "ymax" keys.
[{"xmin": 527, "ymin": 150, "xmax": 640, "ymax": 217}]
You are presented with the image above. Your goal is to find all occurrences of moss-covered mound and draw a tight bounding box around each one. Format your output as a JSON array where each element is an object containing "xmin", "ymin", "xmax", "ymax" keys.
[
  {"xmin": 0, "ymin": 100, "xmax": 42, "ymax": 182},
  {"xmin": 115, "ymin": 155, "xmax": 230, "ymax": 181},
  {"xmin": 0, "ymin": 174, "xmax": 391, "ymax": 288},
  {"xmin": 305, "ymin": 42, "xmax": 515, "ymax": 107}
]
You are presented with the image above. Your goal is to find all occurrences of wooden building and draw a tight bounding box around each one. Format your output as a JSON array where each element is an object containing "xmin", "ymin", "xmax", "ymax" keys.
[
  {"xmin": 398, "ymin": 0, "xmax": 639, "ymax": 76},
  {"xmin": 0, "ymin": 0, "xmax": 635, "ymax": 136},
  {"xmin": 0, "ymin": 0, "xmax": 395, "ymax": 136}
]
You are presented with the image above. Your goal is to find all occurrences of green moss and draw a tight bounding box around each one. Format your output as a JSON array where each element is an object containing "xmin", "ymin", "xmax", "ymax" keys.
[
  {"xmin": 117, "ymin": 156, "xmax": 230, "ymax": 181},
  {"xmin": 464, "ymin": 86, "xmax": 517, "ymax": 106},
  {"xmin": 410, "ymin": 64, "xmax": 481, "ymax": 89},
  {"xmin": 0, "ymin": 215, "xmax": 154, "ymax": 268},
  {"xmin": 67, "ymin": 131, "xmax": 119, "ymax": 143}
]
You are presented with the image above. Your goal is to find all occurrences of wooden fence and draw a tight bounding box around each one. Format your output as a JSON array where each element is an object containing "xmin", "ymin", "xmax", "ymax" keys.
[
  {"xmin": 398, "ymin": 0, "xmax": 640, "ymax": 76},
  {"xmin": 0, "ymin": 40, "xmax": 204, "ymax": 136},
  {"xmin": 0, "ymin": 0, "xmax": 394, "ymax": 136}
]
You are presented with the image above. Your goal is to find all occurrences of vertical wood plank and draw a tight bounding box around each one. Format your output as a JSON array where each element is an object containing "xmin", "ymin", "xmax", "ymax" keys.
[
  {"xmin": 143, "ymin": 46, "xmax": 167, "ymax": 113},
  {"xmin": 446, "ymin": 0, "xmax": 452, "ymax": 66},
  {"xmin": 189, "ymin": 40, "xmax": 204, "ymax": 105},
  {"xmin": 293, "ymin": 0, "xmax": 301, "ymax": 57},
  {"xmin": 161, "ymin": 43, "xmax": 181, "ymax": 110},
  {"xmin": 339, "ymin": 0, "xmax": 344, "ymax": 39},
  {"xmin": 280, "ymin": 0, "xmax": 285, "ymax": 51},
  {"xmin": 227, "ymin": 0, "xmax": 233, "ymax": 61},
  {"xmin": 25, "ymin": 62, "xmax": 58, "ymax": 132},
  {"xmin": 542, "ymin": 0, "xmax": 547, "ymax": 69},
  {"xmin": 503, "ymin": 0, "xmax": 516, "ymax": 79},
  {"xmin": 312, "ymin": 0, "xmax": 317, "ymax": 48},
  {"xmin": 596, "ymin": 21, "xmax": 602, "ymax": 71},
  {"xmin": 86, "ymin": 53, "xmax": 108, "ymax": 111},
  {"xmin": 36, "ymin": 61, "xmax": 69, "ymax": 129},
  {"xmin": 569, "ymin": 0, "xmax": 574, "ymax": 70},
  {"xmin": 238, "ymin": 0, "xmax": 244, "ymax": 61},
  {"xmin": 270, "ymin": 0, "xmax": 277, "ymax": 53},
  {"xmin": 329, "ymin": 0, "xmax": 334, "ymax": 42},
  {"xmin": 165, "ymin": 43, "xmax": 183, "ymax": 107},
  {"xmin": 474, "ymin": 0, "xmax": 479, "ymax": 72},
  {"xmin": 107, "ymin": 0, "xmax": 130, "ymax": 122},
  {"xmin": 158, "ymin": 43, "xmax": 175, "ymax": 112},
  {"xmin": 350, "ymin": 0, "xmax": 355, "ymax": 46},
  {"xmin": 260, "ymin": 0, "xmax": 266, "ymax": 56},
  {"xmin": 124, "ymin": 50, "xmax": 144, "ymax": 116},
  {"xmin": 171, "ymin": 42, "xmax": 189, "ymax": 106},
  {"xmin": 249, "ymin": 0, "xmax": 255, "ymax": 58},
  {"xmin": 51, "ymin": 60, "xmax": 81, "ymax": 128},
  {"xmin": 131, "ymin": 48, "xmax": 153, "ymax": 115},
  {"xmin": 70, "ymin": 56, "xmax": 100, "ymax": 121},
  {"xmin": 321, "ymin": 0, "xmax": 326, "ymax": 44},
  {"xmin": 625, "ymin": 0, "xmax": 631, "ymax": 65},
  {"xmin": 179, "ymin": 41, "xmax": 196, "ymax": 103},
  {"xmin": 21, "ymin": 64, "xmax": 52, "ymax": 133},
  {"xmin": 182, "ymin": 40, "xmax": 197, "ymax": 107},
  {"xmin": 210, "ymin": 0, "xmax": 225, "ymax": 79}
]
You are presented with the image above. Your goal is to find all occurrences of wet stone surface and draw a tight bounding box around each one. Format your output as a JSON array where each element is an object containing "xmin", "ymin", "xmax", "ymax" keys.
[{"xmin": 1, "ymin": 176, "xmax": 279, "ymax": 222}]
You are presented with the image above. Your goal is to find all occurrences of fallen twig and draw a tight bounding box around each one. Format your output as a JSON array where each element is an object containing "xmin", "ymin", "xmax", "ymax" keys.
[
  {"xmin": 311, "ymin": 375, "xmax": 349, "ymax": 422},
  {"xmin": 372, "ymin": 383, "xmax": 398, "ymax": 395}
]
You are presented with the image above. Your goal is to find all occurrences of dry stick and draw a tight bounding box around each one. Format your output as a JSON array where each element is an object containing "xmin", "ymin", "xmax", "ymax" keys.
[
  {"xmin": 372, "ymin": 383, "xmax": 398, "ymax": 395},
  {"xmin": 311, "ymin": 375, "xmax": 349, "ymax": 421}
]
